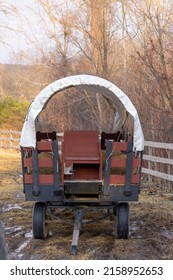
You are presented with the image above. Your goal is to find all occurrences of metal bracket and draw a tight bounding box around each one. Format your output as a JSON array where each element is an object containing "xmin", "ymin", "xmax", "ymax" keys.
[
  {"xmin": 52, "ymin": 140, "xmax": 61, "ymax": 195},
  {"xmin": 32, "ymin": 148, "xmax": 40, "ymax": 196},
  {"xmin": 124, "ymin": 141, "xmax": 133, "ymax": 196},
  {"xmin": 103, "ymin": 140, "xmax": 112, "ymax": 196}
]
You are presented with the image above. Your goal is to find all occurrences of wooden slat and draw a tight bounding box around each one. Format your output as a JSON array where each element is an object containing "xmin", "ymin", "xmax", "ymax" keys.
[
  {"xmin": 110, "ymin": 174, "xmax": 140, "ymax": 184},
  {"xmin": 37, "ymin": 141, "xmax": 53, "ymax": 151},
  {"xmin": 39, "ymin": 158, "xmax": 53, "ymax": 167},
  {"xmin": 144, "ymin": 141, "xmax": 173, "ymax": 150},
  {"xmin": 36, "ymin": 131, "xmax": 56, "ymax": 141},
  {"xmin": 0, "ymin": 137, "xmax": 20, "ymax": 141},
  {"xmin": 24, "ymin": 157, "xmax": 53, "ymax": 167},
  {"xmin": 142, "ymin": 168, "xmax": 173, "ymax": 182},
  {"xmin": 0, "ymin": 130, "xmax": 21, "ymax": 135},
  {"xmin": 0, "ymin": 144, "xmax": 20, "ymax": 150},
  {"xmin": 111, "ymin": 157, "xmax": 141, "ymax": 168},
  {"xmin": 112, "ymin": 142, "xmax": 128, "ymax": 151},
  {"xmin": 143, "ymin": 154, "xmax": 173, "ymax": 165},
  {"xmin": 24, "ymin": 174, "xmax": 54, "ymax": 184}
]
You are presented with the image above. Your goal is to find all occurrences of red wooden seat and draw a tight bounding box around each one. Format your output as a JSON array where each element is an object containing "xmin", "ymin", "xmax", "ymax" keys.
[{"xmin": 62, "ymin": 130, "xmax": 102, "ymax": 181}]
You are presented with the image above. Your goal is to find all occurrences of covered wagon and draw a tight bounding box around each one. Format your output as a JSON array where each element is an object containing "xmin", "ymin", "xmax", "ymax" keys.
[{"xmin": 20, "ymin": 74, "xmax": 144, "ymax": 254}]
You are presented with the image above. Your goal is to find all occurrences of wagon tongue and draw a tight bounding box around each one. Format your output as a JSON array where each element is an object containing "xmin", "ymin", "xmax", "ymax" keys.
[{"xmin": 70, "ymin": 208, "xmax": 83, "ymax": 255}]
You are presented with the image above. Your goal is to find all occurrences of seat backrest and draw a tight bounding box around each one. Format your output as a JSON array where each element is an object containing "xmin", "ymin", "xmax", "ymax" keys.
[{"xmin": 63, "ymin": 130, "xmax": 100, "ymax": 159}]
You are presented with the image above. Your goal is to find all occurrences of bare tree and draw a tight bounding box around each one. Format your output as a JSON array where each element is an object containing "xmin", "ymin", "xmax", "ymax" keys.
[
  {"xmin": 0, "ymin": 2, "xmax": 18, "ymax": 97},
  {"xmin": 123, "ymin": 0, "xmax": 173, "ymax": 141},
  {"xmin": 33, "ymin": 0, "xmax": 123, "ymax": 79},
  {"xmin": 69, "ymin": 0, "xmax": 120, "ymax": 79},
  {"xmin": 33, "ymin": 0, "xmax": 78, "ymax": 78},
  {"xmin": 0, "ymin": 2, "xmax": 18, "ymax": 47}
]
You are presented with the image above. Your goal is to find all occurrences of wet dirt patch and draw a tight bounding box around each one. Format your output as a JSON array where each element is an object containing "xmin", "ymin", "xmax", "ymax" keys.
[{"xmin": 3, "ymin": 204, "xmax": 22, "ymax": 212}]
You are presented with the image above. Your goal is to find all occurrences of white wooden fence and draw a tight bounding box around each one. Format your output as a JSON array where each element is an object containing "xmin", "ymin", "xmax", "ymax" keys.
[
  {"xmin": 142, "ymin": 141, "xmax": 173, "ymax": 186},
  {"xmin": 0, "ymin": 130, "xmax": 63, "ymax": 152},
  {"xmin": 0, "ymin": 130, "xmax": 173, "ymax": 185},
  {"xmin": 0, "ymin": 130, "xmax": 21, "ymax": 150}
]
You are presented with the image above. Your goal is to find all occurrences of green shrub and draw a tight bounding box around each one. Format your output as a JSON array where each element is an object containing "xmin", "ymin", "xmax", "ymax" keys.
[{"xmin": 0, "ymin": 96, "xmax": 29, "ymax": 130}]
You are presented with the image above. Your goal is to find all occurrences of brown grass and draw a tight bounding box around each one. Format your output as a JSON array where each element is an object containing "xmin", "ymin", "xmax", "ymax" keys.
[{"xmin": 0, "ymin": 150, "xmax": 173, "ymax": 259}]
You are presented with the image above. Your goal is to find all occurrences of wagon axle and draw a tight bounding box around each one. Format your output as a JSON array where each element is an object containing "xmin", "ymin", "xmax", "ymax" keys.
[{"xmin": 32, "ymin": 202, "xmax": 130, "ymax": 254}]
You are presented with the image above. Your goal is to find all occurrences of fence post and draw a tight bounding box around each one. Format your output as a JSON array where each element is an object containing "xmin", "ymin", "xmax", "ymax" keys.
[
  {"xmin": 0, "ymin": 131, "xmax": 2, "ymax": 147},
  {"xmin": 148, "ymin": 146, "xmax": 152, "ymax": 183},
  {"xmin": 170, "ymin": 150, "xmax": 173, "ymax": 190},
  {"xmin": 167, "ymin": 150, "xmax": 171, "ymax": 189},
  {"xmin": 10, "ymin": 132, "xmax": 12, "ymax": 147},
  {"xmin": 0, "ymin": 221, "xmax": 8, "ymax": 260},
  {"xmin": 0, "ymin": 130, "xmax": 21, "ymax": 150}
]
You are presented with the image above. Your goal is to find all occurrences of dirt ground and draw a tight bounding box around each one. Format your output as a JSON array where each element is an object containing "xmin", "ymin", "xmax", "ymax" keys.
[{"xmin": 0, "ymin": 150, "xmax": 173, "ymax": 260}]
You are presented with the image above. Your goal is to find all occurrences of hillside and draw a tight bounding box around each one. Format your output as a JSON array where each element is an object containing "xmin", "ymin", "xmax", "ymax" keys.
[
  {"xmin": 0, "ymin": 63, "xmax": 54, "ymax": 130},
  {"xmin": 0, "ymin": 63, "xmax": 51, "ymax": 100},
  {"xmin": 0, "ymin": 62, "xmax": 173, "ymax": 142}
]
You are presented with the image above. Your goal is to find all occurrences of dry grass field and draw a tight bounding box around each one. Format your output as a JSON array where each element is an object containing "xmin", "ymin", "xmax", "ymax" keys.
[{"xmin": 0, "ymin": 150, "xmax": 173, "ymax": 260}]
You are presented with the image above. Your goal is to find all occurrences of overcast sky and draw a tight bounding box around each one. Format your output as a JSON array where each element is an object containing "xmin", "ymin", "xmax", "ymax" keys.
[{"xmin": 0, "ymin": 0, "xmax": 45, "ymax": 64}]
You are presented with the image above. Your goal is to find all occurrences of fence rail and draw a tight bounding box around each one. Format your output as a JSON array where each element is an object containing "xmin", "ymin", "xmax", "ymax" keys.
[
  {"xmin": 0, "ymin": 130, "xmax": 172, "ymax": 185},
  {"xmin": 142, "ymin": 141, "xmax": 173, "ymax": 185},
  {"xmin": 144, "ymin": 141, "xmax": 173, "ymax": 150},
  {"xmin": 0, "ymin": 130, "xmax": 21, "ymax": 150}
]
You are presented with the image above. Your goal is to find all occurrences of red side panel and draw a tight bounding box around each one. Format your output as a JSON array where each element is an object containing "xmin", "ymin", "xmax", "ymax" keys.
[
  {"xmin": 25, "ymin": 174, "xmax": 54, "ymax": 184},
  {"xmin": 110, "ymin": 174, "xmax": 140, "ymax": 184},
  {"xmin": 24, "ymin": 158, "xmax": 53, "ymax": 168},
  {"xmin": 111, "ymin": 157, "xmax": 141, "ymax": 168},
  {"xmin": 112, "ymin": 142, "xmax": 128, "ymax": 151},
  {"xmin": 37, "ymin": 141, "xmax": 53, "ymax": 152}
]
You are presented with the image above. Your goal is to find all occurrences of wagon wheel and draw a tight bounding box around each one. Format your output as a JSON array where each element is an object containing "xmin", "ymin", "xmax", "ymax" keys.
[
  {"xmin": 116, "ymin": 202, "xmax": 129, "ymax": 239},
  {"xmin": 32, "ymin": 202, "xmax": 48, "ymax": 239}
]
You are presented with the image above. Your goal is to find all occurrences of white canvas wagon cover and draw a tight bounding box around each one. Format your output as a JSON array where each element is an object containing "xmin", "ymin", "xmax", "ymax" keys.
[{"xmin": 20, "ymin": 74, "xmax": 144, "ymax": 151}]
